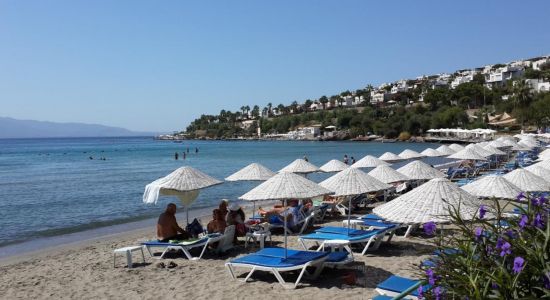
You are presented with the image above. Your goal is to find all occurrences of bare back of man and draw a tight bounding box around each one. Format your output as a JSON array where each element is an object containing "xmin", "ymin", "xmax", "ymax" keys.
[{"xmin": 157, "ymin": 203, "xmax": 189, "ymax": 242}]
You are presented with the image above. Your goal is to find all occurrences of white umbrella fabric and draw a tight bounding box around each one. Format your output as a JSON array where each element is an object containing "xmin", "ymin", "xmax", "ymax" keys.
[
  {"xmin": 483, "ymin": 145, "xmax": 506, "ymax": 156},
  {"xmin": 373, "ymin": 178, "xmax": 479, "ymax": 224},
  {"xmin": 461, "ymin": 175, "xmax": 522, "ymax": 199},
  {"xmin": 379, "ymin": 152, "xmax": 404, "ymax": 162},
  {"xmin": 421, "ymin": 148, "xmax": 445, "ymax": 157},
  {"xmin": 448, "ymin": 144, "xmax": 465, "ymax": 152},
  {"xmin": 531, "ymin": 160, "xmax": 550, "ymax": 170},
  {"xmin": 143, "ymin": 166, "xmax": 223, "ymax": 223},
  {"xmin": 503, "ymin": 169, "xmax": 550, "ymax": 192},
  {"xmin": 279, "ymin": 159, "xmax": 319, "ymax": 174},
  {"xmin": 488, "ymin": 140, "xmax": 507, "ymax": 148},
  {"xmin": 524, "ymin": 164, "xmax": 550, "ymax": 179},
  {"xmin": 435, "ymin": 145, "xmax": 456, "ymax": 156},
  {"xmin": 319, "ymin": 168, "xmax": 391, "ymax": 234},
  {"xmin": 320, "ymin": 159, "xmax": 349, "ymax": 173},
  {"xmin": 368, "ymin": 165, "xmax": 411, "ymax": 184},
  {"xmin": 398, "ymin": 149, "xmax": 426, "ymax": 160},
  {"xmin": 225, "ymin": 163, "xmax": 276, "ymax": 181},
  {"xmin": 447, "ymin": 148, "xmax": 488, "ymax": 161},
  {"xmin": 351, "ymin": 155, "xmax": 390, "ymax": 168},
  {"xmin": 465, "ymin": 144, "xmax": 492, "ymax": 158},
  {"xmin": 240, "ymin": 172, "xmax": 333, "ymax": 258},
  {"xmin": 396, "ymin": 160, "xmax": 446, "ymax": 181}
]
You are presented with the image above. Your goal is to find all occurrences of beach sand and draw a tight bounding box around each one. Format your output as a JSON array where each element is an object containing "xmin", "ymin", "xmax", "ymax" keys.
[{"xmin": 0, "ymin": 214, "xmax": 435, "ymax": 300}]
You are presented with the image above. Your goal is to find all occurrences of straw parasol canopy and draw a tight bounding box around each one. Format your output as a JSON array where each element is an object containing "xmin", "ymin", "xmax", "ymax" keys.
[
  {"xmin": 421, "ymin": 148, "xmax": 445, "ymax": 157},
  {"xmin": 511, "ymin": 143, "xmax": 532, "ymax": 151},
  {"xmin": 465, "ymin": 144, "xmax": 493, "ymax": 157},
  {"xmin": 320, "ymin": 159, "xmax": 349, "ymax": 173},
  {"xmin": 379, "ymin": 152, "xmax": 404, "ymax": 162},
  {"xmin": 240, "ymin": 172, "xmax": 332, "ymax": 201},
  {"xmin": 373, "ymin": 178, "xmax": 479, "ymax": 224},
  {"xmin": 351, "ymin": 155, "xmax": 390, "ymax": 168},
  {"xmin": 531, "ymin": 160, "xmax": 550, "ymax": 170},
  {"xmin": 503, "ymin": 169, "xmax": 550, "ymax": 192},
  {"xmin": 143, "ymin": 166, "xmax": 222, "ymax": 205},
  {"xmin": 447, "ymin": 147, "xmax": 488, "ymax": 161},
  {"xmin": 501, "ymin": 139, "xmax": 519, "ymax": 148},
  {"xmin": 524, "ymin": 164, "xmax": 550, "ymax": 179},
  {"xmin": 319, "ymin": 168, "xmax": 391, "ymax": 197},
  {"xmin": 538, "ymin": 149, "xmax": 550, "ymax": 160},
  {"xmin": 488, "ymin": 140, "xmax": 508, "ymax": 148},
  {"xmin": 448, "ymin": 144, "xmax": 465, "ymax": 152},
  {"xmin": 368, "ymin": 165, "xmax": 411, "ymax": 184},
  {"xmin": 396, "ymin": 160, "xmax": 446, "ymax": 181},
  {"xmin": 461, "ymin": 175, "xmax": 522, "ymax": 199},
  {"xmin": 225, "ymin": 163, "xmax": 276, "ymax": 181},
  {"xmin": 279, "ymin": 159, "xmax": 319, "ymax": 174},
  {"xmin": 483, "ymin": 145, "xmax": 506, "ymax": 156},
  {"xmin": 519, "ymin": 139, "xmax": 538, "ymax": 148},
  {"xmin": 398, "ymin": 149, "xmax": 426, "ymax": 160},
  {"xmin": 436, "ymin": 145, "xmax": 456, "ymax": 156}
]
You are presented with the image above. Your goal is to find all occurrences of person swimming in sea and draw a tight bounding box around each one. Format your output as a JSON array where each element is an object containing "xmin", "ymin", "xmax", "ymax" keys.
[
  {"xmin": 195, "ymin": 147, "xmax": 199, "ymax": 153},
  {"xmin": 303, "ymin": 155, "xmax": 309, "ymax": 162},
  {"xmin": 175, "ymin": 152, "xmax": 179, "ymax": 160},
  {"xmin": 351, "ymin": 156, "xmax": 356, "ymax": 164},
  {"xmin": 183, "ymin": 152, "xmax": 186, "ymax": 160},
  {"xmin": 343, "ymin": 154, "xmax": 349, "ymax": 165}
]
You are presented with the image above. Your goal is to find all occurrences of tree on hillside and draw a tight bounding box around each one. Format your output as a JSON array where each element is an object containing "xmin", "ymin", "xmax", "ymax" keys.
[
  {"xmin": 319, "ymin": 96, "xmax": 328, "ymax": 109},
  {"xmin": 251, "ymin": 105, "xmax": 260, "ymax": 119},
  {"xmin": 424, "ymin": 87, "xmax": 452, "ymax": 110}
]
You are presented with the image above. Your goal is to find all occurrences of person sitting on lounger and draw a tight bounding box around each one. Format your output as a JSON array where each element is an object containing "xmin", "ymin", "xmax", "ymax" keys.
[
  {"xmin": 227, "ymin": 203, "xmax": 247, "ymax": 238},
  {"xmin": 157, "ymin": 203, "xmax": 189, "ymax": 242},
  {"xmin": 258, "ymin": 200, "xmax": 303, "ymax": 230},
  {"xmin": 207, "ymin": 209, "xmax": 227, "ymax": 234}
]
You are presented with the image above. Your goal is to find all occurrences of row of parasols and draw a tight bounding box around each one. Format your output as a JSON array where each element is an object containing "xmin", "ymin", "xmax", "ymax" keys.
[{"xmin": 142, "ymin": 135, "xmax": 550, "ymax": 226}]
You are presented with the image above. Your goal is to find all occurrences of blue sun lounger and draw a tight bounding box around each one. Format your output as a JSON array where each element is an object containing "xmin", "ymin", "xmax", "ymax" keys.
[
  {"xmin": 141, "ymin": 233, "xmax": 224, "ymax": 261},
  {"xmin": 375, "ymin": 275, "xmax": 430, "ymax": 299},
  {"xmin": 298, "ymin": 227, "xmax": 389, "ymax": 255},
  {"xmin": 225, "ymin": 247, "xmax": 329, "ymax": 289}
]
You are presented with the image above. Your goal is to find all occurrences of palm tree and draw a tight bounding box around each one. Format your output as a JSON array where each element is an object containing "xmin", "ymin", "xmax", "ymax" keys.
[
  {"xmin": 512, "ymin": 79, "xmax": 532, "ymax": 127},
  {"xmin": 319, "ymin": 96, "xmax": 328, "ymax": 110},
  {"xmin": 290, "ymin": 101, "xmax": 298, "ymax": 114},
  {"xmin": 277, "ymin": 104, "xmax": 285, "ymax": 115}
]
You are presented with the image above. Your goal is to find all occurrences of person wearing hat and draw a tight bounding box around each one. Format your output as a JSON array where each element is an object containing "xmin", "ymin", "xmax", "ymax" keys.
[{"xmin": 227, "ymin": 202, "xmax": 246, "ymax": 239}]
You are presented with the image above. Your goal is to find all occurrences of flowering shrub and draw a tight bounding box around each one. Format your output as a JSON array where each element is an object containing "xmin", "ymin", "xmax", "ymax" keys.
[{"xmin": 419, "ymin": 194, "xmax": 549, "ymax": 299}]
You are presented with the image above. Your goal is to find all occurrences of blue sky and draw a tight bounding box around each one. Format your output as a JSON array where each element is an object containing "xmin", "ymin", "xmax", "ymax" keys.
[{"xmin": 1, "ymin": 1, "xmax": 549, "ymax": 132}]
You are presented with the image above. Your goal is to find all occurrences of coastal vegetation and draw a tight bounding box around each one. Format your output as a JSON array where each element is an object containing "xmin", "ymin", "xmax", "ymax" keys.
[
  {"xmin": 420, "ymin": 195, "xmax": 549, "ymax": 299},
  {"xmin": 185, "ymin": 63, "xmax": 550, "ymax": 139}
]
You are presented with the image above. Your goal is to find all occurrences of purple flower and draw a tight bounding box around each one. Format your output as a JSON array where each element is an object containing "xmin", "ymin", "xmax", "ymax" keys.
[
  {"xmin": 532, "ymin": 195, "xmax": 547, "ymax": 207},
  {"xmin": 417, "ymin": 285, "xmax": 423, "ymax": 299},
  {"xmin": 533, "ymin": 213, "xmax": 545, "ymax": 228},
  {"xmin": 516, "ymin": 192, "xmax": 526, "ymax": 201},
  {"xmin": 519, "ymin": 215, "xmax": 528, "ymax": 229},
  {"xmin": 513, "ymin": 257, "xmax": 525, "ymax": 274},
  {"xmin": 479, "ymin": 205, "xmax": 486, "ymax": 219},
  {"xmin": 491, "ymin": 282, "xmax": 499, "ymax": 289},
  {"xmin": 496, "ymin": 237, "xmax": 504, "ymax": 249},
  {"xmin": 505, "ymin": 229, "xmax": 515, "ymax": 238},
  {"xmin": 543, "ymin": 272, "xmax": 550, "ymax": 289},
  {"xmin": 500, "ymin": 242, "xmax": 511, "ymax": 257},
  {"xmin": 423, "ymin": 221, "xmax": 436, "ymax": 235},
  {"xmin": 434, "ymin": 286, "xmax": 442, "ymax": 300},
  {"xmin": 474, "ymin": 227, "xmax": 483, "ymax": 241},
  {"xmin": 426, "ymin": 268, "xmax": 436, "ymax": 285}
]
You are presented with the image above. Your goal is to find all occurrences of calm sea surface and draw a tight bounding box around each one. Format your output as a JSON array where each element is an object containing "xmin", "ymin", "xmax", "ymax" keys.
[{"xmin": 0, "ymin": 137, "xmax": 448, "ymax": 247}]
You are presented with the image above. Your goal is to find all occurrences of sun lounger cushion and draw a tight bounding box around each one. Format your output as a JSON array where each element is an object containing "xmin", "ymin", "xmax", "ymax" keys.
[
  {"xmin": 300, "ymin": 231, "xmax": 382, "ymax": 242},
  {"xmin": 377, "ymin": 275, "xmax": 429, "ymax": 296},
  {"xmin": 325, "ymin": 252, "xmax": 349, "ymax": 263},
  {"xmin": 315, "ymin": 226, "xmax": 379, "ymax": 236},
  {"xmin": 361, "ymin": 220, "xmax": 397, "ymax": 229},
  {"xmin": 230, "ymin": 248, "xmax": 328, "ymax": 268},
  {"xmin": 141, "ymin": 236, "xmax": 211, "ymax": 247},
  {"xmin": 359, "ymin": 214, "xmax": 384, "ymax": 221}
]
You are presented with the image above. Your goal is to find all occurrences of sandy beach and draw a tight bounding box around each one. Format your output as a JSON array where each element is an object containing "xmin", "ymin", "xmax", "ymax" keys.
[{"xmin": 0, "ymin": 209, "xmax": 435, "ymax": 300}]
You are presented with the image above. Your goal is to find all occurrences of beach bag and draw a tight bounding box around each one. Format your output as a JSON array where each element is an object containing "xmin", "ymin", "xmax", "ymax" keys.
[{"xmin": 186, "ymin": 218, "xmax": 204, "ymax": 237}]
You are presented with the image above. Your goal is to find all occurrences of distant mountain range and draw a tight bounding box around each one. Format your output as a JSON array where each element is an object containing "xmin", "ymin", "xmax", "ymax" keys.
[{"xmin": 0, "ymin": 117, "xmax": 155, "ymax": 138}]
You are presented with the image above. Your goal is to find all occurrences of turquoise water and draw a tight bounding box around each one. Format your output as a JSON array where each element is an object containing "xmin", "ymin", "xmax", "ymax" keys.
[{"xmin": 0, "ymin": 137, "xmax": 449, "ymax": 247}]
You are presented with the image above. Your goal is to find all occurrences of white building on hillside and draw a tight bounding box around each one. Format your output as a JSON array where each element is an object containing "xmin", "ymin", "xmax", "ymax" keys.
[
  {"xmin": 390, "ymin": 80, "xmax": 409, "ymax": 94},
  {"xmin": 451, "ymin": 74, "xmax": 474, "ymax": 89},
  {"xmin": 371, "ymin": 91, "xmax": 389, "ymax": 104},
  {"xmin": 485, "ymin": 66, "xmax": 524, "ymax": 89},
  {"xmin": 526, "ymin": 79, "xmax": 550, "ymax": 93},
  {"xmin": 532, "ymin": 57, "xmax": 550, "ymax": 70}
]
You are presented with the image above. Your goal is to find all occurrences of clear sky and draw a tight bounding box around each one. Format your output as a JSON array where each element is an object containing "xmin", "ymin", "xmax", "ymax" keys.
[{"xmin": 1, "ymin": 0, "xmax": 549, "ymax": 132}]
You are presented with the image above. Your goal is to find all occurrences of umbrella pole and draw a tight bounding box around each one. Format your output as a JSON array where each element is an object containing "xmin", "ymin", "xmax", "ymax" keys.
[
  {"xmin": 186, "ymin": 207, "xmax": 189, "ymax": 225},
  {"xmin": 284, "ymin": 198, "xmax": 288, "ymax": 259},
  {"xmin": 347, "ymin": 196, "xmax": 352, "ymax": 235}
]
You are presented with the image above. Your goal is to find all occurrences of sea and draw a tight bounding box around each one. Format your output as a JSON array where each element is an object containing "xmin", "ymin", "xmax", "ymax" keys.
[{"xmin": 0, "ymin": 137, "xmax": 451, "ymax": 255}]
